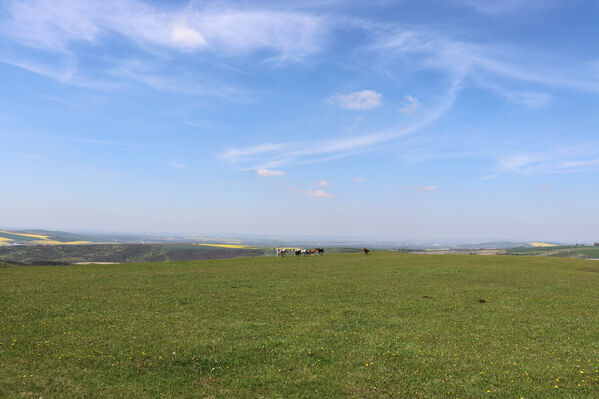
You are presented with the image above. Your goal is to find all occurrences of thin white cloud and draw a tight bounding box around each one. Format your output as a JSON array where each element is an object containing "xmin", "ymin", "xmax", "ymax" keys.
[
  {"xmin": 376, "ymin": 29, "xmax": 599, "ymax": 93},
  {"xmin": 164, "ymin": 160, "xmax": 203, "ymax": 173},
  {"xmin": 292, "ymin": 188, "xmax": 335, "ymax": 198},
  {"xmin": 255, "ymin": 168, "xmax": 286, "ymax": 177},
  {"xmin": 106, "ymin": 59, "xmax": 248, "ymax": 100},
  {"xmin": 475, "ymin": 79, "xmax": 552, "ymax": 108},
  {"xmin": 535, "ymin": 183, "xmax": 552, "ymax": 189},
  {"xmin": 313, "ymin": 180, "xmax": 329, "ymax": 187},
  {"xmin": 419, "ymin": 185, "xmax": 437, "ymax": 191},
  {"xmin": 0, "ymin": 56, "xmax": 75, "ymax": 81},
  {"xmin": 220, "ymin": 143, "xmax": 292, "ymax": 164},
  {"xmin": 0, "ymin": 0, "xmax": 329, "ymax": 99},
  {"xmin": 457, "ymin": 0, "xmax": 554, "ymax": 14},
  {"xmin": 397, "ymin": 185, "xmax": 410, "ymax": 190},
  {"xmin": 221, "ymin": 79, "xmax": 462, "ymax": 169},
  {"xmin": 0, "ymin": 56, "xmax": 119, "ymax": 90},
  {"xmin": 496, "ymin": 145, "xmax": 599, "ymax": 175},
  {"xmin": 399, "ymin": 95, "xmax": 421, "ymax": 114},
  {"xmin": 331, "ymin": 90, "xmax": 382, "ymax": 110},
  {"xmin": 352, "ymin": 177, "xmax": 365, "ymax": 182},
  {"xmin": 481, "ymin": 174, "xmax": 498, "ymax": 180},
  {"xmin": 1, "ymin": 0, "xmax": 327, "ymax": 58},
  {"xmin": 306, "ymin": 189, "xmax": 334, "ymax": 198},
  {"xmin": 514, "ymin": 92, "xmax": 552, "ymax": 108},
  {"xmin": 169, "ymin": 25, "xmax": 207, "ymax": 50}
]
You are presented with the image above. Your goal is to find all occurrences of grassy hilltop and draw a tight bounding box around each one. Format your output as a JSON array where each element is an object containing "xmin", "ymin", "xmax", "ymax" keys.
[{"xmin": 2, "ymin": 253, "xmax": 599, "ymax": 398}]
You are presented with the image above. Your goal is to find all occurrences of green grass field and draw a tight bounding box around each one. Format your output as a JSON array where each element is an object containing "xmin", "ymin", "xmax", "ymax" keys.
[
  {"xmin": 2, "ymin": 253, "xmax": 599, "ymax": 398},
  {"xmin": 506, "ymin": 245, "xmax": 599, "ymax": 259}
]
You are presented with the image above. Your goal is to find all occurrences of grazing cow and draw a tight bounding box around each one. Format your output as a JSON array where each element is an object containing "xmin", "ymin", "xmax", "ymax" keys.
[
  {"xmin": 317, "ymin": 248, "xmax": 325, "ymax": 255},
  {"xmin": 363, "ymin": 248, "xmax": 370, "ymax": 255}
]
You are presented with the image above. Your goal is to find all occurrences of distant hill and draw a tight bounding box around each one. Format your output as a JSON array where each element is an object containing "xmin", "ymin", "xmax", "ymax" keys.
[
  {"xmin": 0, "ymin": 243, "xmax": 268, "ymax": 265},
  {"xmin": 456, "ymin": 241, "xmax": 559, "ymax": 250},
  {"xmin": 0, "ymin": 229, "xmax": 98, "ymax": 245},
  {"xmin": 505, "ymin": 245, "xmax": 599, "ymax": 259}
]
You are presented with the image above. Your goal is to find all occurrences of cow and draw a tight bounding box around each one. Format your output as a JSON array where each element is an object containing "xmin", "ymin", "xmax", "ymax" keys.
[
  {"xmin": 275, "ymin": 248, "xmax": 293, "ymax": 257},
  {"xmin": 363, "ymin": 248, "xmax": 370, "ymax": 255}
]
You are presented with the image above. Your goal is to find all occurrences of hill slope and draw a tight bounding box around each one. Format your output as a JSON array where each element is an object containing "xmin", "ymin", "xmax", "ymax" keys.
[{"xmin": 0, "ymin": 243, "xmax": 267, "ymax": 264}]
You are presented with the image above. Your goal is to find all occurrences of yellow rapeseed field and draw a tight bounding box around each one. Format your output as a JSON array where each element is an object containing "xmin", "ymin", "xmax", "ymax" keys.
[
  {"xmin": 529, "ymin": 242, "xmax": 557, "ymax": 247},
  {"xmin": 0, "ymin": 230, "xmax": 50, "ymax": 239},
  {"xmin": 31, "ymin": 240, "xmax": 92, "ymax": 245},
  {"xmin": 33, "ymin": 240, "xmax": 91, "ymax": 245},
  {"xmin": 196, "ymin": 243, "xmax": 261, "ymax": 249}
]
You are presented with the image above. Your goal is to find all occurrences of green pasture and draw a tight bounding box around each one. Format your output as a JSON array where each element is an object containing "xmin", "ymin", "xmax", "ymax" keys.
[
  {"xmin": 507, "ymin": 245, "xmax": 599, "ymax": 258},
  {"xmin": 2, "ymin": 253, "xmax": 599, "ymax": 398}
]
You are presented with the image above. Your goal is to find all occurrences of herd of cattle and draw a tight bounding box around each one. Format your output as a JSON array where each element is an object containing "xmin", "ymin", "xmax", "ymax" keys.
[
  {"xmin": 274, "ymin": 248, "xmax": 325, "ymax": 256},
  {"xmin": 274, "ymin": 248, "xmax": 371, "ymax": 256}
]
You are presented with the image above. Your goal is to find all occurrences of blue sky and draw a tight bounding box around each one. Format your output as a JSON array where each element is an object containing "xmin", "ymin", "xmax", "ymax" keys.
[{"xmin": 1, "ymin": 0, "xmax": 598, "ymax": 242}]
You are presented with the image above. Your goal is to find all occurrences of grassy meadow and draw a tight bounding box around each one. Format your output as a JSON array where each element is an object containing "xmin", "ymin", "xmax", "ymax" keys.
[
  {"xmin": 2, "ymin": 253, "xmax": 599, "ymax": 398},
  {"xmin": 506, "ymin": 245, "xmax": 599, "ymax": 259}
]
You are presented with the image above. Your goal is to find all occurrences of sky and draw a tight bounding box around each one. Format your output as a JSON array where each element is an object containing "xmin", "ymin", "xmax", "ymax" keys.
[{"xmin": 1, "ymin": 0, "xmax": 598, "ymax": 242}]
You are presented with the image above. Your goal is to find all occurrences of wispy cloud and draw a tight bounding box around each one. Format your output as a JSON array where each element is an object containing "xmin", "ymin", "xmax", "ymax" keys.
[
  {"xmin": 169, "ymin": 25, "xmax": 207, "ymax": 50},
  {"xmin": 474, "ymin": 79, "xmax": 552, "ymax": 108},
  {"xmin": 305, "ymin": 189, "xmax": 334, "ymax": 198},
  {"xmin": 220, "ymin": 143, "xmax": 292, "ymax": 164},
  {"xmin": 255, "ymin": 168, "xmax": 286, "ymax": 177},
  {"xmin": 503, "ymin": 91, "xmax": 552, "ymax": 108},
  {"xmin": 106, "ymin": 59, "xmax": 248, "ymax": 100},
  {"xmin": 289, "ymin": 187, "xmax": 335, "ymax": 198},
  {"xmin": 221, "ymin": 79, "xmax": 462, "ymax": 169},
  {"xmin": 1, "ymin": 0, "xmax": 327, "ymax": 58},
  {"xmin": 0, "ymin": 56, "xmax": 75, "ymax": 81},
  {"xmin": 418, "ymin": 185, "xmax": 437, "ymax": 191},
  {"xmin": 481, "ymin": 174, "xmax": 498, "ymax": 180},
  {"xmin": 219, "ymin": 25, "xmax": 599, "ymax": 170},
  {"xmin": 313, "ymin": 180, "xmax": 329, "ymax": 187},
  {"xmin": 352, "ymin": 177, "xmax": 365, "ymax": 182},
  {"xmin": 399, "ymin": 95, "xmax": 421, "ymax": 114},
  {"xmin": 330, "ymin": 90, "xmax": 382, "ymax": 110},
  {"xmin": 376, "ymin": 29, "xmax": 599, "ymax": 94},
  {"xmin": 456, "ymin": 0, "xmax": 555, "ymax": 14},
  {"xmin": 164, "ymin": 160, "xmax": 203, "ymax": 173},
  {"xmin": 0, "ymin": 0, "xmax": 329, "ymax": 97},
  {"xmin": 497, "ymin": 145, "xmax": 599, "ymax": 175},
  {"xmin": 0, "ymin": 56, "xmax": 118, "ymax": 90}
]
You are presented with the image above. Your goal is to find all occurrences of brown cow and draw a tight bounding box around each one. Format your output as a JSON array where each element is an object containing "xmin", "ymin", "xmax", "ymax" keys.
[{"xmin": 363, "ymin": 248, "xmax": 370, "ymax": 255}]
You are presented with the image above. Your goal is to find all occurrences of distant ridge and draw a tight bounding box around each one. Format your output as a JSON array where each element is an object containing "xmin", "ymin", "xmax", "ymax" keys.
[{"xmin": 0, "ymin": 228, "xmax": 567, "ymax": 249}]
